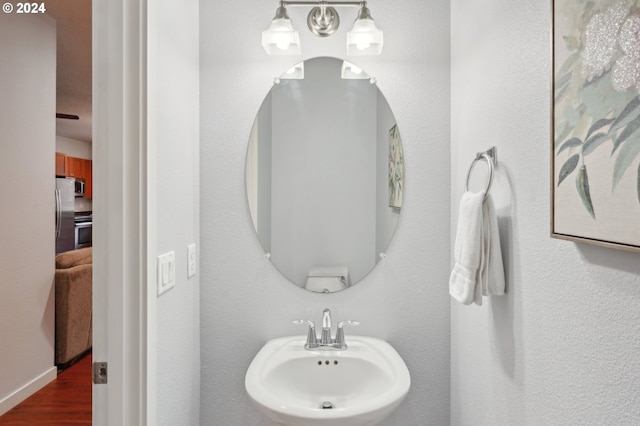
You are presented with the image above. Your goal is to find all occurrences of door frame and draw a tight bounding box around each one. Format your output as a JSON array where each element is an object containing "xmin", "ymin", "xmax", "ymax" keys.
[{"xmin": 92, "ymin": 0, "xmax": 156, "ymax": 424}]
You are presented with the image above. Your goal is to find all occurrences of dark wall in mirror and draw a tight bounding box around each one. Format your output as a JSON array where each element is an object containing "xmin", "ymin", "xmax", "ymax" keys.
[{"xmin": 246, "ymin": 57, "xmax": 403, "ymax": 292}]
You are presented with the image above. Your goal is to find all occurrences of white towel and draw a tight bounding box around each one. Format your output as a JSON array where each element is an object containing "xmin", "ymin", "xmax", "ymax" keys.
[
  {"xmin": 449, "ymin": 191, "xmax": 505, "ymax": 305},
  {"xmin": 449, "ymin": 191, "xmax": 484, "ymax": 305},
  {"xmin": 480, "ymin": 195, "xmax": 505, "ymax": 299}
]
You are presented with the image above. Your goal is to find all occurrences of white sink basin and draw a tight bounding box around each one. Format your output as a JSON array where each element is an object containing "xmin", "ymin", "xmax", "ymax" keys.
[{"xmin": 245, "ymin": 335, "xmax": 410, "ymax": 426}]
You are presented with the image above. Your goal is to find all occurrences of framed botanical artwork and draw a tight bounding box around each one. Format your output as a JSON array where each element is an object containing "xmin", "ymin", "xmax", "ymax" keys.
[
  {"xmin": 389, "ymin": 124, "xmax": 404, "ymax": 208},
  {"xmin": 552, "ymin": 0, "xmax": 640, "ymax": 252}
]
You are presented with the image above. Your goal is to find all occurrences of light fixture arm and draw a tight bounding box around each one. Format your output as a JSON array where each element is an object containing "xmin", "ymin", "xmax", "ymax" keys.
[
  {"xmin": 273, "ymin": 2, "xmax": 290, "ymax": 20},
  {"xmin": 355, "ymin": 3, "xmax": 372, "ymax": 20},
  {"xmin": 281, "ymin": 1, "xmax": 368, "ymax": 37},
  {"xmin": 263, "ymin": 0, "xmax": 382, "ymax": 55},
  {"xmin": 280, "ymin": 1, "xmax": 366, "ymax": 7}
]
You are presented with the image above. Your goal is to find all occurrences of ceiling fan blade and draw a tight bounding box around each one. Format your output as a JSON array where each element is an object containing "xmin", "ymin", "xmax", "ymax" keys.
[{"xmin": 56, "ymin": 113, "xmax": 79, "ymax": 120}]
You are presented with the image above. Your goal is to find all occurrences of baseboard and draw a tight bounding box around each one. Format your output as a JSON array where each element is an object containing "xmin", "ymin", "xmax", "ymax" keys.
[{"xmin": 0, "ymin": 366, "xmax": 57, "ymax": 416}]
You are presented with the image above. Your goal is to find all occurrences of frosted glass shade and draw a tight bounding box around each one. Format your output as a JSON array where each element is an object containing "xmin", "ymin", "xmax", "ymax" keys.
[
  {"xmin": 341, "ymin": 61, "xmax": 370, "ymax": 79},
  {"xmin": 346, "ymin": 18, "xmax": 383, "ymax": 56},
  {"xmin": 262, "ymin": 18, "xmax": 301, "ymax": 55},
  {"xmin": 281, "ymin": 62, "xmax": 304, "ymax": 79}
]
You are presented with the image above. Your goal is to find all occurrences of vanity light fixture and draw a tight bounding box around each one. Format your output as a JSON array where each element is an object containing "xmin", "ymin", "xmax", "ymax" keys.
[
  {"xmin": 262, "ymin": 1, "xmax": 383, "ymax": 56},
  {"xmin": 346, "ymin": 3, "xmax": 383, "ymax": 55},
  {"xmin": 262, "ymin": 3, "xmax": 302, "ymax": 55}
]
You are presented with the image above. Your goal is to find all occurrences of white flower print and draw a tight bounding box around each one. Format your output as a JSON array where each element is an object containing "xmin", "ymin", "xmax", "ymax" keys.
[
  {"xmin": 581, "ymin": 0, "xmax": 630, "ymax": 80},
  {"xmin": 612, "ymin": 14, "xmax": 640, "ymax": 91}
]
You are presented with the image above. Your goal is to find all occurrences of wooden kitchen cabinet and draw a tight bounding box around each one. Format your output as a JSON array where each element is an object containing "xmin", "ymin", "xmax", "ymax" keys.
[
  {"xmin": 55, "ymin": 152, "xmax": 67, "ymax": 176},
  {"xmin": 65, "ymin": 156, "xmax": 85, "ymax": 178},
  {"xmin": 55, "ymin": 152, "xmax": 93, "ymax": 199},
  {"xmin": 84, "ymin": 160, "xmax": 92, "ymax": 199}
]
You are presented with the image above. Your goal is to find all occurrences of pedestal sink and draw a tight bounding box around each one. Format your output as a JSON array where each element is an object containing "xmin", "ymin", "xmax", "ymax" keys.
[{"xmin": 245, "ymin": 335, "xmax": 410, "ymax": 426}]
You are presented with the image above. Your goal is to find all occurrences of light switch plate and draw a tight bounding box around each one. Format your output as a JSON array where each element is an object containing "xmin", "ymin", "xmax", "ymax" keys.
[
  {"xmin": 157, "ymin": 251, "xmax": 176, "ymax": 296},
  {"xmin": 187, "ymin": 243, "xmax": 196, "ymax": 278}
]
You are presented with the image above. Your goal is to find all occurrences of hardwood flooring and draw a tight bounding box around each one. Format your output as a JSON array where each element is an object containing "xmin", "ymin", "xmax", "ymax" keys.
[{"xmin": 0, "ymin": 353, "xmax": 92, "ymax": 425}]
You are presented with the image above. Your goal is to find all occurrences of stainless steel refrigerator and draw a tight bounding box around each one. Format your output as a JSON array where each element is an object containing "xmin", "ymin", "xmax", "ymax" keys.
[{"xmin": 55, "ymin": 177, "xmax": 76, "ymax": 253}]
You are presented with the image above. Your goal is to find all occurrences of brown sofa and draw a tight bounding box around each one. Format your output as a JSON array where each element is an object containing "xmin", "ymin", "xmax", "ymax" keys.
[{"xmin": 55, "ymin": 247, "xmax": 92, "ymax": 367}]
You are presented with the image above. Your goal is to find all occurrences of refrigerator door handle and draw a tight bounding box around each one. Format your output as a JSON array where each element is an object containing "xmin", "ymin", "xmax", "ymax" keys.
[{"xmin": 55, "ymin": 189, "xmax": 61, "ymax": 238}]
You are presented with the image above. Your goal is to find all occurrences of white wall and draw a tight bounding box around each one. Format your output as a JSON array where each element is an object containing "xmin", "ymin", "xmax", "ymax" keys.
[
  {"xmin": 450, "ymin": 0, "xmax": 640, "ymax": 424},
  {"xmin": 148, "ymin": 0, "xmax": 200, "ymax": 424},
  {"xmin": 56, "ymin": 135, "xmax": 91, "ymax": 159},
  {"xmin": 0, "ymin": 13, "xmax": 57, "ymax": 415},
  {"xmin": 200, "ymin": 0, "xmax": 451, "ymax": 424}
]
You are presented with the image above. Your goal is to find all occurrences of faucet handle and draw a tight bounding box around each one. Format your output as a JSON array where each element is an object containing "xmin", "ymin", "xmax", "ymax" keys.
[
  {"xmin": 337, "ymin": 320, "xmax": 360, "ymax": 328},
  {"xmin": 293, "ymin": 320, "xmax": 318, "ymax": 349},
  {"xmin": 335, "ymin": 320, "xmax": 360, "ymax": 349}
]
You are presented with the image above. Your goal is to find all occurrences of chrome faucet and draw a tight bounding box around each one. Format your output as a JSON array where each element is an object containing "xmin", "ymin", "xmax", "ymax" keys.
[
  {"xmin": 294, "ymin": 308, "xmax": 359, "ymax": 350},
  {"xmin": 321, "ymin": 308, "xmax": 332, "ymax": 346}
]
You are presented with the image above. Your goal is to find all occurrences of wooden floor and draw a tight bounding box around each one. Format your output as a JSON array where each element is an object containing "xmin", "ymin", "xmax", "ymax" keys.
[{"xmin": 0, "ymin": 353, "xmax": 92, "ymax": 425}]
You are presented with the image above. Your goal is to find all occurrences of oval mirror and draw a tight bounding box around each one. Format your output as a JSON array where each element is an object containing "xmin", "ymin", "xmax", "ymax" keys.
[{"xmin": 245, "ymin": 57, "xmax": 403, "ymax": 292}]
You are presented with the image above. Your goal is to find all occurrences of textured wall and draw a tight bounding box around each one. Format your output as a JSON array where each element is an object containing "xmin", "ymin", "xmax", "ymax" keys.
[
  {"xmin": 200, "ymin": 0, "xmax": 451, "ymax": 424},
  {"xmin": 149, "ymin": 0, "xmax": 201, "ymax": 424},
  {"xmin": 450, "ymin": 0, "xmax": 640, "ymax": 424}
]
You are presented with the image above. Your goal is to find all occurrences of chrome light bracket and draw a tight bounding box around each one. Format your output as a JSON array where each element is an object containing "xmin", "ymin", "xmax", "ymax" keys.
[
  {"xmin": 279, "ymin": 1, "xmax": 369, "ymax": 38},
  {"xmin": 307, "ymin": 4, "xmax": 340, "ymax": 37}
]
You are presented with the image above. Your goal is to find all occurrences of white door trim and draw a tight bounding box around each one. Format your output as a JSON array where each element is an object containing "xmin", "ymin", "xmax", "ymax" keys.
[{"xmin": 93, "ymin": 0, "xmax": 155, "ymax": 424}]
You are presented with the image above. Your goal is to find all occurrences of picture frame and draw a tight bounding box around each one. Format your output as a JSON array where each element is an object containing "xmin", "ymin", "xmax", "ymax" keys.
[
  {"xmin": 552, "ymin": 0, "xmax": 640, "ymax": 252},
  {"xmin": 389, "ymin": 124, "xmax": 404, "ymax": 208}
]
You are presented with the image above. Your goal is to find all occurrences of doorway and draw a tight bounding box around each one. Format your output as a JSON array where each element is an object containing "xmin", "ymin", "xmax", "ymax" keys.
[
  {"xmin": 0, "ymin": 1, "xmax": 94, "ymax": 423},
  {"xmin": 1, "ymin": 0, "xmax": 153, "ymax": 422},
  {"xmin": 50, "ymin": 2, "xmax": 94, "ymax": 424}
]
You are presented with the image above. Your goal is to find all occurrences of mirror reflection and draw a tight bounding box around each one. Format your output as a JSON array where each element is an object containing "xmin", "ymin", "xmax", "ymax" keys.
[{"xmin": 246, "ymin": 57, "xmax": 403, "ymax": 292}]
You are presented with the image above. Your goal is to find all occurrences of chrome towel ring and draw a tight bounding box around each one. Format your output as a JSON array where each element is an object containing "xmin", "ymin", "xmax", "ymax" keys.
[{"xmin": 465, "ymin": 146, "xmax": 497, "ymax": 200}]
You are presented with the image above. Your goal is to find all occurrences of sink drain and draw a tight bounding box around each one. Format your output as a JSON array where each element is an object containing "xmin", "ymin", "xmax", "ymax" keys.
[{"xmin": 320, "ymin": 401, "xmax": 335, "ymax": 409}]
